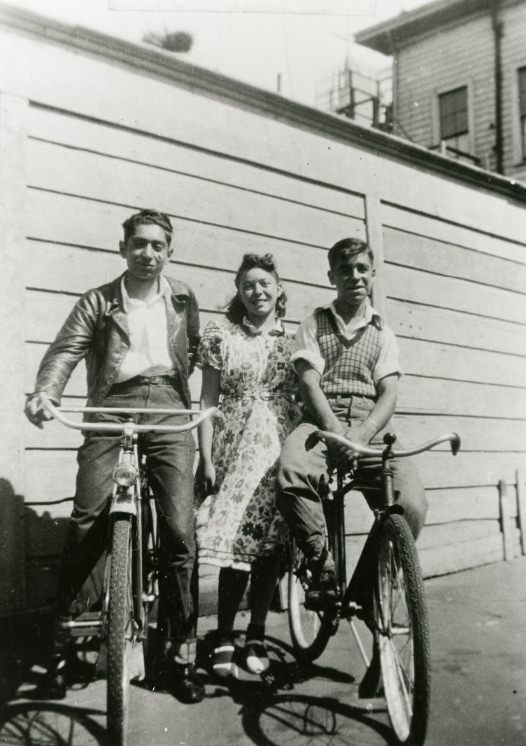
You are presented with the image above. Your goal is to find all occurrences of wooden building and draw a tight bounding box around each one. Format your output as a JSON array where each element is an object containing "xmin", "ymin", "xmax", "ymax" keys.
[
  {"xmin": 1, "ymin": 4, "xmax": 526, "ymax": 618},
  {"xmin": 356, "ymin": 0, "xmax": 526, "ymax": 180}
]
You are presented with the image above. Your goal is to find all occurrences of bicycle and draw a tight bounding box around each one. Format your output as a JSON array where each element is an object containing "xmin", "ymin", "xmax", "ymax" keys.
[
  {"xmin": 40, "ymin": 393, "xmax": 215, "ymax": 746},
  {"xmin": 287, "ymin": 429, "xmax": 460, "ymax": 745}
]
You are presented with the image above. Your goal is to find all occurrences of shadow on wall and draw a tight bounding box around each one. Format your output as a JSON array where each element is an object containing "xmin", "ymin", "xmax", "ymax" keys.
[
  {"xmin": 24, "ymin": 503, "xmax": 70, "ymax": 609},
  {"xmin": 0, "ymin": 479, "xmax": 70, "ymax": 703}
]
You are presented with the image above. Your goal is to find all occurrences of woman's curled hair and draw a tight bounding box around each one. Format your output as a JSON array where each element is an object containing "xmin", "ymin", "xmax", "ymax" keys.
[{"xmin": 225, "ymin": 252, "xmax": 287, "ymax": 323}]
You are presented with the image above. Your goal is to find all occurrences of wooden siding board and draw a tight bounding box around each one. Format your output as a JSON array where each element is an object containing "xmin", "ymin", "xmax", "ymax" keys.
[
  {"xmin": 387, "ymin": 298, "xmax": 526, "ymax": 357},
  {"xmin": 399, "ymin": 337, "xmax": 526, "ymax": 389},
  {"xmin": 395, "ymin": 414, "xmax": 526, "ymax": 454},
  {"xmin": 27, "ymin": 139, "xmax": 361, "ymax": 250},
  {"xmin": 27, "ymin": 104, "xmax": 365, "ymax": 219},
  {"xmin": 399, "ymin": 376, "xmax": 526, "ymax": 420},
  {"xmin": 386, "ymin": 264, "xmax": 526, "ymax": 325},
  {"xmin": 425, "ymin": 486, "xmax": 501, "ymax": 525},
  {"xmin": 382, "ymin": 203, "xmax": 526, "ymax": 263},
  {"xmin": 383, "ymin": 225, "xmax": 526, "ymax": 293}
]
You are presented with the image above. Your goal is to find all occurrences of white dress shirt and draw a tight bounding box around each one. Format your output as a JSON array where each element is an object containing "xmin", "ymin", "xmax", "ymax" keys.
[{"xmin": 116, "ymin": 276, "xmax": 174, "ymax": 382}]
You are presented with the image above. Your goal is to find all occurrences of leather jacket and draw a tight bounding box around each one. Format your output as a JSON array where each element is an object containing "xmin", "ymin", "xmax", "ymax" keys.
[{"xmin": 33, "ymin": 273, "xmax": 200, "ymax": 408}]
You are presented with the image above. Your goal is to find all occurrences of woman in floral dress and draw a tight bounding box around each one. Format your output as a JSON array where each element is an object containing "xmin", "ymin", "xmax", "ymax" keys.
[{"xmin": 196, "ymin": 253, "xmax": 300, "ymax": 678}]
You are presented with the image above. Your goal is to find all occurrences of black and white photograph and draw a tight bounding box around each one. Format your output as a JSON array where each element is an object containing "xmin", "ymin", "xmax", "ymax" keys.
[{"xmin": 0, "ymin": 0, "xmax": 525, "ymax": 743}]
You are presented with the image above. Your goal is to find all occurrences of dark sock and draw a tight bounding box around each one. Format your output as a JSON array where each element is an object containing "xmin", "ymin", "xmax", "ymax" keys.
[{"xmin": 246, "ymin": 623, "xmax": 265, "ymax": 641}]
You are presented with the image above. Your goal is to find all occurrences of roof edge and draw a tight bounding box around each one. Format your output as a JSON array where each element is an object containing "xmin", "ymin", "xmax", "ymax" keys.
[
  {"xmin": 355, "ymin": 0, "xmax": 491, "ymax": 53},
  {"xmin": 1, "ymin": 2, "xmax": 525, "ymax": 204}
]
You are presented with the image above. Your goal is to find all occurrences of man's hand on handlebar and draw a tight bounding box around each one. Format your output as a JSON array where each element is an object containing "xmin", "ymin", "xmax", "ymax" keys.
[
  {"xmin": 325, "ymin": 425, "xmax": 365, "ymax": 470},
  {"xmin": 24, "ymin": 393, "xmax": 53, "ymax": 429}
]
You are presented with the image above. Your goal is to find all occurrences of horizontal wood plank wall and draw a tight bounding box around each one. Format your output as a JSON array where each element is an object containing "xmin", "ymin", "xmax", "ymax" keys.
[
  {"xmin": 382, "ymin": 202, "xmax": 526, "ymax": 576},
  {"xmin": 0, "ymin": 17, "xmax": 524, "ymax": 611}
]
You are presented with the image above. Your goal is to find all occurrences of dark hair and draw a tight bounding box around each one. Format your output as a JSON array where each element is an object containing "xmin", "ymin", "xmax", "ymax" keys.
[
  {"xmin": 122, "ymin": 209, "xmax": 174, "ymax": 243},
  {"xmin": 328, "ymin": 238, "xmax": 374, "ymax": 270},
  {"xmin": 225, "ymin": 253, "xmax": 287, "ymax": 324}
]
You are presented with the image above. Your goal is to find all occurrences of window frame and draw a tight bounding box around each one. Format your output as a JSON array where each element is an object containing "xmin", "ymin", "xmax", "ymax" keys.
[{"xmin": 432, "ymin": 80, "xmax": 475, "ymax": 157}]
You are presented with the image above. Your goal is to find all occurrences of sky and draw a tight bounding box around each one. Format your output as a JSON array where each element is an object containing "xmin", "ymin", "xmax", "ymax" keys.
[{"xmin": 4, "ymin": 0, "xmax": 434, "ymax": 106}]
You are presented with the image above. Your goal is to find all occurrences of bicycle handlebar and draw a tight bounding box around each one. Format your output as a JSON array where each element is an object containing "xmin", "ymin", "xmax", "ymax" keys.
[
  {"xmin": 40, "ymin": 393, "xmax": 216, "ymax": 434},
  {"xmin": 314, "ymin": 430, "xmax": 461, "ymax": 458}
]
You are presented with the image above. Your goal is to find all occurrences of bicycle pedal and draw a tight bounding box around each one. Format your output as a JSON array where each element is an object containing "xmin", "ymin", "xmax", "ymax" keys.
[{"xmin": 347, "ymin": 601, "xmax": 363, "ymax": 615}]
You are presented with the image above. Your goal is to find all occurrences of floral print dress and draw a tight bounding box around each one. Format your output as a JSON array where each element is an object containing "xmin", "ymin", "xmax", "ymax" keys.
[{"xmin": 195, "ymin": 318, "xmax": 300, "ymax": 571}]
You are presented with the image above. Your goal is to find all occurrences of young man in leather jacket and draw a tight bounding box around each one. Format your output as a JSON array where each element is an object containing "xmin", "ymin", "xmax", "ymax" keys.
[{"xmin": 25, "ymin": 209, "xmax": 204, "ymax": 703}]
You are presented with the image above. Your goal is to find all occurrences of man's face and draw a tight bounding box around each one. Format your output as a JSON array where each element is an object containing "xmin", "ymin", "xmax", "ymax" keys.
[
  {"xmin": 119, "ymin": 223, "xmax": 172, "ymax": 281},
  {"xmin": 328, "ymin": 251, "xmax": 375, "ymax": 307}
]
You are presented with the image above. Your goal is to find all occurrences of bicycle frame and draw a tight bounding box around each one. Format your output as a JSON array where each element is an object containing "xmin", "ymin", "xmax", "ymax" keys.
[
  {"xmin": 39, "ymin": 394, "xmax": 216, "ymax": 640},
  {"xmin": 288, "ymin": 429, "xmax": 460, "ymax": 743},
  {"xmin": 316, "ymin": 430, "xmax": 461, "ymax": 624}
]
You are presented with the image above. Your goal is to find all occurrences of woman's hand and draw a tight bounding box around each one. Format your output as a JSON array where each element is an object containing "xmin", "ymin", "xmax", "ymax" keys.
[{"xmin": 197, "ymin": 457, "xmax": 216, "ymax": 495}]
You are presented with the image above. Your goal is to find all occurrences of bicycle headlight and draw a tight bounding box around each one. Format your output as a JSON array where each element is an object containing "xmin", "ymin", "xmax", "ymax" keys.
[{"xmin": 113, "ymin": 463, "xmax": 139, "ymax": 487}]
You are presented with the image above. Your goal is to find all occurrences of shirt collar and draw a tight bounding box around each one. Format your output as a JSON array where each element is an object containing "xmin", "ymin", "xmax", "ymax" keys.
[
  {"xmin": 325, "ymin": 297, "xmax": 383, "ymax": 330},
  {"xmin": 121, "ymin": 275, "xmax": 170, "ymax": 311},
  {"xmin": 241, "ymin": 316, "xmax": 285, "ymax": 336}
]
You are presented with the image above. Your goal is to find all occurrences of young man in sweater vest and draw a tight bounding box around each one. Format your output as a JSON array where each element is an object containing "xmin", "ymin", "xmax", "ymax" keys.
[{"xmin": 277, "ymin": 237, "xmax": 427, "ymax": 613}]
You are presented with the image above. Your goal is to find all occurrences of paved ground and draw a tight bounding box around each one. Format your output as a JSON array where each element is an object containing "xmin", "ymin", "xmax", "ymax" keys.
[{"xmin": 1, "ymin": 557, "xmax": 525, "ymax": 745}]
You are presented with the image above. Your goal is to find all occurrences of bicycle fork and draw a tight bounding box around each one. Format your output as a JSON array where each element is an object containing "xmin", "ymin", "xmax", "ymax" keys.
[{"xmin": 109, "ymin": 427, "xmax": 146, "ymax": 640}]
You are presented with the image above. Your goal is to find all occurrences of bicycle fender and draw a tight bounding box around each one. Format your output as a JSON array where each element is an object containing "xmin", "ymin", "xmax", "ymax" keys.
[
  {"xmin": 109, "ymin": 488, "xmax": 137, "ymax": 516},
  {"xmin": 385, "ymin": 503, "xmax": 404, "ymax": 517}
]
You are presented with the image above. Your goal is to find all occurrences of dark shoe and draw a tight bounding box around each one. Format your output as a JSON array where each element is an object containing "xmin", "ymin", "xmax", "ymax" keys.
[
  {"xmin": 172, "ymin": 663, "xmax": 205, "ymax": 704},
  {"xmin": 358, "ymin": 643, "xmax": 382, "ymax": 698},
  {"xmin": 304, "ymin": 549, "xmax": 338, "ymax": 611}
]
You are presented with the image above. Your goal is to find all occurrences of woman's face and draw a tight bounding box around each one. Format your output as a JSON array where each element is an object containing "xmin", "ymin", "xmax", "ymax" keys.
[{"xmin": 238, "ymin": 267, "xmax": 281, "ymax": 320}]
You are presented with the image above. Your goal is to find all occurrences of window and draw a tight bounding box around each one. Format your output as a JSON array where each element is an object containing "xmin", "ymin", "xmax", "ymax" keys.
[
  {"xmin": 519, "ymin": 67, "xmax": 526, "ymax": 160},
  {"xmin": 438, "ymin": 86, "xmax": 469, "ymax": 154}
]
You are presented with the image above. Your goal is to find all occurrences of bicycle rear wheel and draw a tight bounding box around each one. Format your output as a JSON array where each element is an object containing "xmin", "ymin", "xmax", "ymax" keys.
[
  {"xmin": 374, "ymin": 513, "xmax": 430, "ymax": 745},
  {"xmin": 107, "ymin": 515, "xmax": 134, "ymax": 746},
  {"xmin": 287, "ymin": 537, "xmax": 336, "ymax": 662}
]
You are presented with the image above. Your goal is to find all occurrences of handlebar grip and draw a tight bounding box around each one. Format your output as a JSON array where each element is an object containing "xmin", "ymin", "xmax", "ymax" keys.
[{"xmin": 450, "ymin": 433, "xmax": 461, "ymax": 456}]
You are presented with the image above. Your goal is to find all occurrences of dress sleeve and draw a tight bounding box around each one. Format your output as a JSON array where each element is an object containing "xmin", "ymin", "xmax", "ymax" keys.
[{"xmin": 196, "ymin": 321, "xmax": 223, "ymax": 371}]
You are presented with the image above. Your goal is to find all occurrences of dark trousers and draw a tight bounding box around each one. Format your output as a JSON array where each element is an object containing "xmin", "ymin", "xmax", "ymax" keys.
[
  {"xmin": 56, "ymin": 377, "xmax": 197, "ymax": 646},
  {"xmin": 276, "ymin": 396, "xmax": 428, "ymax": 560}
]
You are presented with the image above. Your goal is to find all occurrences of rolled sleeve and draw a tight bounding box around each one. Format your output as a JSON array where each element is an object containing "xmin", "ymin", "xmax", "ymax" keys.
[
  {"xmin": 290, "ymin": 315, "xmax": 325, "ymax": 376},
  {"xmin": 373, "ymin": 326, "xmax": 403, "ymax": 382}
]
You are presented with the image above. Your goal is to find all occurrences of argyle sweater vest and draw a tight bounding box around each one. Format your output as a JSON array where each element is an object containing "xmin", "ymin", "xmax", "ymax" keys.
[{"xmin": 315, "ymin": 308, "xmax": 382, "ymax": 399}]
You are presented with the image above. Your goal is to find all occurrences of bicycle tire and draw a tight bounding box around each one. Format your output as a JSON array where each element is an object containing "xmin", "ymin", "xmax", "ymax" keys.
[
  {"xmin": 107, "ymin": 515, "xmax": 134, "ymax": 746},
  {"xmin": 287, "ymin": 537, "xmax": 336, "ymax": 662},
  {"xmin": 374, "ymin": 513, "xmax": 430, "ymax": 745},
  {"xmin": 141, "ymin": 495, "xmax": 158, "ymax": 678}
]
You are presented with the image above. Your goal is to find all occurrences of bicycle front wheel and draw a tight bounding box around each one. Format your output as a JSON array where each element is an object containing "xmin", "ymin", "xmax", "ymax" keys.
[
  {"xmin": 374, "ymin": 513, "xmax": 430, "ymax": 745},
  {"xmin": 287, "ymin": 538, "xmax": 336, "ymax": 662},
  {"xmin": 107, "ymin": 515, "xmax": 134, "ymax": 746}
]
